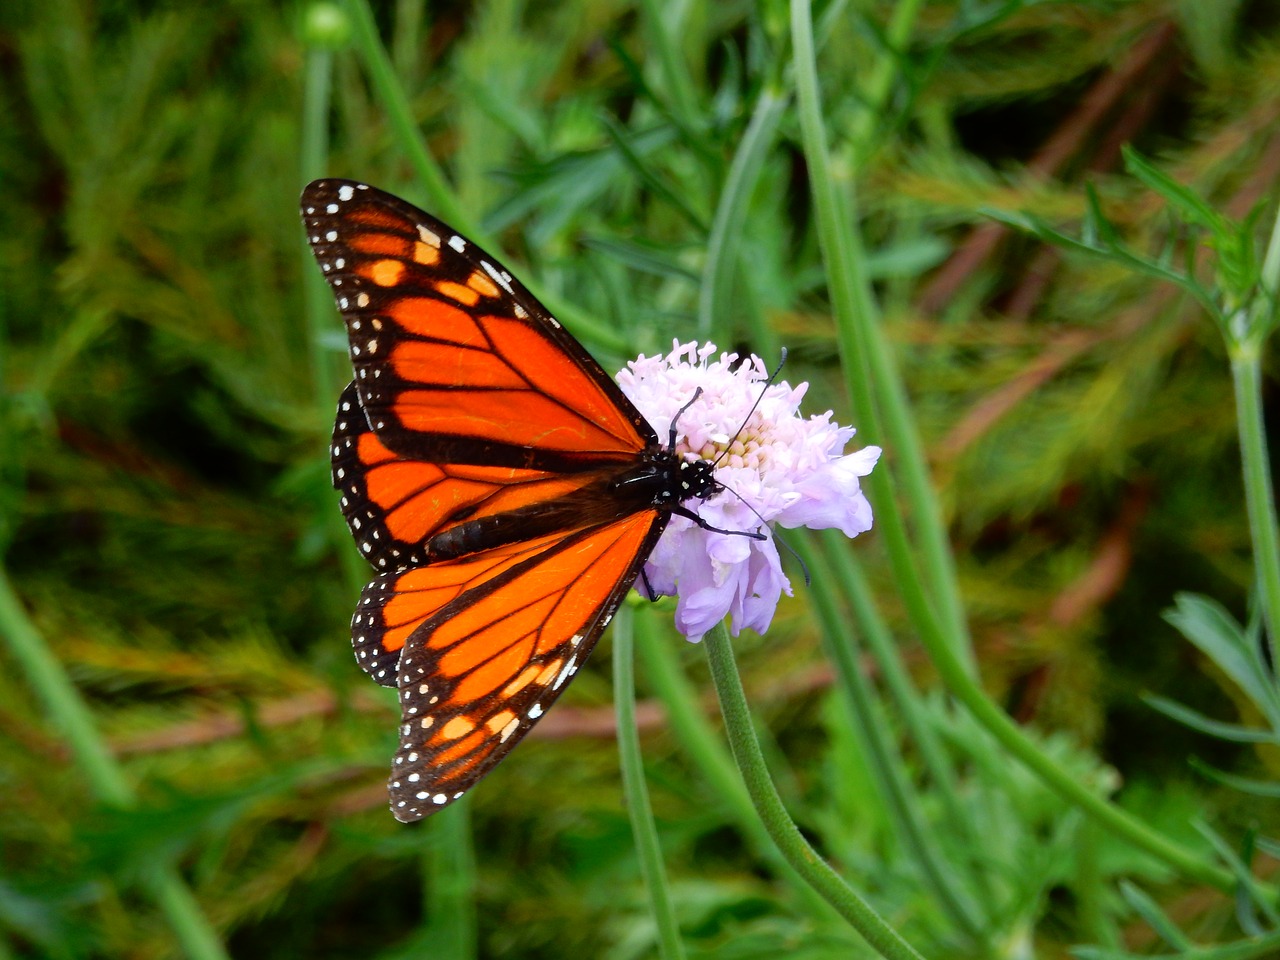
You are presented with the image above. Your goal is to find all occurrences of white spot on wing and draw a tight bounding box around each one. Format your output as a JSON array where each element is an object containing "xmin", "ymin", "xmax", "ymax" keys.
[
  {"xmin": 481, "ymin": 259, "xmax": 514, "ymax": 294},
  {"xmin": 553, "ymin": 657, "xmax": 577, "ymax": 690}
]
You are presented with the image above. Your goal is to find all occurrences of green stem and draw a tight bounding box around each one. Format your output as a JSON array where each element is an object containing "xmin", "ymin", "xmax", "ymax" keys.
[
  {"xmin": 0, "ymin": 572, "xmax": 130, "ymax": 808},
  {"xmin": 300, "ymin": 39, "xmax": 339, "ymax": 420},
  {"xmin": 613, "ymin": 609, "xmax": 687, "ymax": 960},
  {"xmin": 0, "ymin": 570, "xmax": 230, "ymax": 960},
  {"xmin": 803, "ymin": 538, "xmax": 988, "ymax": 940},
  {"xmin": 344, "ymin": 0, "xmax": 470, "ymax": 232},
  {"xmin": 1239, "ymin": 197, "xmax": 1280, "ymax": 668},
  {"xmin": 1230, "ymin": 349, "xmax": 1280, "ymax": 669},
  {"xmin": 425, "ymin": 799, "xmax": 477, "ymax": 960},
  {"xmin": 816, "ymin": 531, "xmax": 983, "ymax": 888},
  {"xmin": 794, "ymin": 0, "xmax": 1235, "ymax": 884},
  {"xmin": 703, "ymin": 622, "xmax": 928, "ymax": 960},
  {"xmin": 634, "ymin": 610, "xmax": 839, "ymax": 922},
  {"xmin": 697, "ymin": 85, "xmax": 788, "ymax": 347},
  {"xmin": 789, "ymin": 0, "xmax": 973, "ymax": 674},
  {"xmin": 300, "ymin": 25, "xmax": 380, "ymax": 593}
]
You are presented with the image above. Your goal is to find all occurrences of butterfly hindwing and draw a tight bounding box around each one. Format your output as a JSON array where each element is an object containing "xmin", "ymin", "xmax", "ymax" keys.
[{"xmin": 387, "ymin": 511, "xmax": 665, "ymax": 820}]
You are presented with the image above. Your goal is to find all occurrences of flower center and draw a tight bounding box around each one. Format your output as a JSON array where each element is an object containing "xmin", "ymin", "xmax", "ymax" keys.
[{"xmin": 679, "ymin": 412, "xmax": 772, "ymax": 473}]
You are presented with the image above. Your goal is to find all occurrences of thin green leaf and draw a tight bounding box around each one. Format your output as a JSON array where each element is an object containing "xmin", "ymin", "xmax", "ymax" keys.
[
  {"xmin": 1083, "ymin": 182, "xmax": 1121, "ymax": 247},
  {"xmin": 1122, "ymin": 144, "xmax": 1224, "ymax": 234},
  {"xmin": 1188, "ymin": 759, "xmax": 1280, "ymax": 799},
  {"xmin": 600, "ymin": 113, "xmax": 709, "ymax": 233},
  {"xmin": 1163, "ymin": 594, "xmax": 1280, "ymax": 719},
  {"xmin": 1117, "ymin": 880, "xmax": 1193, "ymax": 949},
  {"xmin": 1074, "ymin": 931, "xmax": 1280, "ymax": 960},
  {"xmin": 1142, "ymin": 694, "xmax": 1278, "ymax": 744},
  {"xmin": 579, "ymin": 235, "xmax": 701, "ymax": 283},
  {"xmin": 982, "ymin": 206, "xmax": 1221, "ymax": 318},
  {"xmin": 1257, "ymin": 836, "xmax": 1280, "ymax": 860},
  {"xmin": 1193, "ymin": 821, "xmax": 1280, "ymax": 927}
]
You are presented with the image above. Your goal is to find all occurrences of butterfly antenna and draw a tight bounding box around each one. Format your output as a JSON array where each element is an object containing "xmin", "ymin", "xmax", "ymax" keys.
[
  {"xmin": 669, "ymin": 387, "xmax": 704, "ymax": 451},
  {"xmin": 711, "ymin": 348, "xmax": 788, "ymax": 469}
]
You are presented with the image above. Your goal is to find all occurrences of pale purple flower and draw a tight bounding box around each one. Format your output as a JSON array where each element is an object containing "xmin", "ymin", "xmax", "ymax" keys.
[{"xmin": 616, "ymin": 341, "xmax": 881, "ymax": 640}]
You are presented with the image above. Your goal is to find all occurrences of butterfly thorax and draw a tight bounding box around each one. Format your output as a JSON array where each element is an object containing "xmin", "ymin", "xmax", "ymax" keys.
[{"xmin": 612, "ymin": 450, "xmax": 718, "ymax": 506}]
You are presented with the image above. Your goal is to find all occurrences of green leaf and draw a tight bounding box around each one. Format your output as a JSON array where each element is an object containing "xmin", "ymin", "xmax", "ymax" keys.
[
  {"xmin": 1188, "ymin": 759, "xmax": 1280, "ymax": 799},
  {"xmin": 1162, "ymin": 593, "xmax": 1280, "ymax": 722},
  {"xmin": 1142, "ymin": 694, "xmax": 1278, "ymax": 744},
  {"xmin": 982, "ymin": 205, "xmax": 1222, "ymax": 320},
  {"xmin": 1122, "ymin": 145, "xmax": 1224, "ymax": 234},
  {"xmin": 1193, "ymin": 821, "xmax": 1280, "ymax": 927},
  {"xmin": 1117, "ymin": 880, "xmax": 1193, "ymax": 949},
  {"xmin": 579, "ymin": 235, "xmax": 701, "ymax": 283},
  {"xmin": 1073, "ymin": 931, "xmax": 1280, "ymax": 960}
]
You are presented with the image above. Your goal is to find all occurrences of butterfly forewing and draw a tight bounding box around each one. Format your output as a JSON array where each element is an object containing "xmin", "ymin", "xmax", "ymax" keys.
[
  {"xmin": 303, "ymin": 178, "xmax": 699, "ymax": 819},
  {"xmin": 302, "ymin": 180, "xmax": 655, "ymax": 464}
]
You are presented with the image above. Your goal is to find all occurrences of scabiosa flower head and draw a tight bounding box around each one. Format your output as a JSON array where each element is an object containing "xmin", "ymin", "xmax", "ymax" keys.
[{"xmin": 616, "ymin": 340, "xmax": 881, "ymax": 640}]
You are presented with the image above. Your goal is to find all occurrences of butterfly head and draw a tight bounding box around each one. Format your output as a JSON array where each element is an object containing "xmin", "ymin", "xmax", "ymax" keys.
[{"xmin": 677, "ymin": 456, "xmax": 719, "ymax": 502}]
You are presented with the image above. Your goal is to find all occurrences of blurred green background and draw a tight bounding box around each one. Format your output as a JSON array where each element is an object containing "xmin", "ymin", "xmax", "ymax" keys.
[{"xmin": 3, "ymin": 0, "xmax": 1279, "ymax": 957}]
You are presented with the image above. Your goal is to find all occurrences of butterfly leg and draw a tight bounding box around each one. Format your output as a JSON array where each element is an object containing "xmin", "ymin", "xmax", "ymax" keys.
[
  {"xmin": 639, "ymin": 567, "xmax": 660, "ymax": 601},
  {"xmin": 670, "ymin": 503, "xmax": 767, "ymax": 541}
]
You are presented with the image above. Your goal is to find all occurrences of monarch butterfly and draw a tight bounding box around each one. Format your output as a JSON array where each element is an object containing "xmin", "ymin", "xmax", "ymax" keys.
[{"xmin": 301, "ymin": 179, "xmax": 741, "ymax": 821}]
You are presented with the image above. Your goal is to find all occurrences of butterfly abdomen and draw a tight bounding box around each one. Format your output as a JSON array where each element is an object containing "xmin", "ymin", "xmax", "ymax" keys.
[{"xmin": 425, "ymin": 457, "xmax": 704, "ymax": 561}]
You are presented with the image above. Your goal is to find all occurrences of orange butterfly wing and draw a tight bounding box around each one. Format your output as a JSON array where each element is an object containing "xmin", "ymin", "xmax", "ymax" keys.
[{"xmin": 303, "ymin": 179, "xmax": 683, "ymax": 819}]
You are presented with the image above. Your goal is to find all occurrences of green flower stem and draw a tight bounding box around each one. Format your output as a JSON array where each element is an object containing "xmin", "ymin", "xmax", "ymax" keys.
[
  {"xmin": 425, "ymin": 799, "xmax": 477, "ymax": 960},
  {"xmin": 0, "ymin": 569, "xmax": 230, "ymax": 960},
  {"xmin": 300, "ymin": 36, "xmax": 337, "ymax": 416},
  {"xmin": 344, "ymin": 0, "xmax": 469, "ymax": 232},
  {"xmin": 806, "ymin": 535, "xmax": 992, "ymax": 930},
  {"xmin": 815, "ymin": 532, "xmax": 980, "ymax": 875},
  {"xmin": 703, "ymin": 622, "xmax": 928, "ymax": 960},
  {"xmin": 1234, "ymin": 197, "xmax": 1280, "ymax": 668},
  {"xmin": 613, "ymin": 608, "xmax": 687, "ymax": 960},
  {"xmin": 1230, "ymin": 349, "xmax": 1280, "ymax": 669},
  {"xmin": 300, "ymin": 27, "xmax": 381, "ymax": 592},
  {"xmin": 697, "ymin": 85, "xmax": 788, "ymax": 348},
  {"xmin": 804, "ymin": 545, "xmax": 985, "ymax": 941},
  {"xmin": 789, "ymin": 0, "xmax": 973, "ymax": 674},
  {"xmin": 634, "ymin": 609, "xmax": 839, "ymax": 923}
]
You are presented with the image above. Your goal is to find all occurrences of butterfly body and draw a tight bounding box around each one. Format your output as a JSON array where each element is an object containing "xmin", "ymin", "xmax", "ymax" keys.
[{"xmin": 304, "ymin": 179, "xmax": 716, "ymax": 820}]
